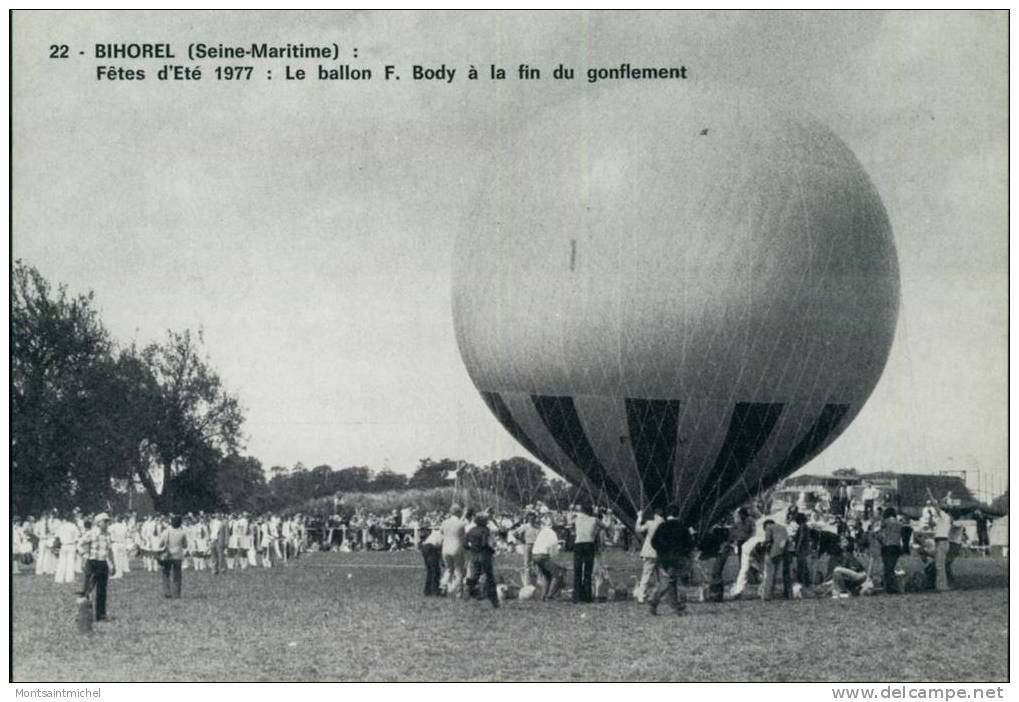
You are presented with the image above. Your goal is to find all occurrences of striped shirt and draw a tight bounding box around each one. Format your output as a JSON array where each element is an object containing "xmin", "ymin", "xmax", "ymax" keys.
[{"xmin": 80, "ymin": 529, "xmax": 113, "ymax": 561}]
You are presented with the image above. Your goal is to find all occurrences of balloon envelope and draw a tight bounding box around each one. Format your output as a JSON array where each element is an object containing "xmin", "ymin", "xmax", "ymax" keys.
[{"xmin": 452, "ymin": 86, "xmax": 899, "ymax": 530}]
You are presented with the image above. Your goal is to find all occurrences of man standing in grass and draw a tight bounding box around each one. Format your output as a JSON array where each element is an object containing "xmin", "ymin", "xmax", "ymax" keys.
[
  {"xmin": 760, "ymin": 519, "xmax": 792, "ymax": 600},
  {"xmin": 77, "ymin": 513, "xmax": 116, "ymax": 621},
  {"xmin": 440, "ymin": 505, "xmax": 467, "ymax": 598},
  {"xmin": 420, "ymin": 526, "xmax": 443, "ymax": 596},
  {"xmin": 160, "ymin": 515, "xmax": 189, "ymax": 599},
  {"xmin": 464, "ymin": 512, "xmax": 499, "ymax": 608},
  {"xmin": 648, "ymin": 504, "xmax": 694, "ymax": 616},
  {"xmin": 572, "ymin": 504, "xmax": 603, "ymax": 603},
  {"xmin": 932, "ymin": 502, "xmax": 953, "ymax": 592},
  {"xmin": 634, "ymin": 507, "xmax": 664, "ymax": 603}
]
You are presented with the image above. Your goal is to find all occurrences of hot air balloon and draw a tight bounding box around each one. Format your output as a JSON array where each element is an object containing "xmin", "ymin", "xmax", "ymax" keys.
[{"xmin": 451, "ymin": 85, "xmax": 899, "ymax": 532}]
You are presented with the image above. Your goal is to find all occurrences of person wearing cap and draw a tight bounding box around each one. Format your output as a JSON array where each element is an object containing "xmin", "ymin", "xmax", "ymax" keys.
[{"xmin": 77, "ymin": 513, "xmax": 116, "ymax": 621}]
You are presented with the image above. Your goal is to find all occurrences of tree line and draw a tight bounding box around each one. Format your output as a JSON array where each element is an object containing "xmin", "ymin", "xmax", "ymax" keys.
[{"xmin": 11, "ymin": 262, "xmax": 574, "ymax": 517}]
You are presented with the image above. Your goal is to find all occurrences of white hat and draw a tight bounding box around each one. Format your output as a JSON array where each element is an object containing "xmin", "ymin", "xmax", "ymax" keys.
[{"xmin": 94, "ymin": 512, "xmax": 111, "ymax": 523}]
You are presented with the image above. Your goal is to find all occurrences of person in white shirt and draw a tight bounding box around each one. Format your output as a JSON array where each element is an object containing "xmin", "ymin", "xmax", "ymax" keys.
[
  {"xmin": 108, "ymin": 516, "xmax": 130, "ymax": 578},
  {"xmin": 932, "ymin": 503, "xmax": 953, "ymax": 591},
  {"xmin": 209, "ymin": 514, "xmax": 227, "ymax": 574},
  {"xmin": 140, "ymin": 517, "xmax": 158, "ymax": 572},
  {"xmin": 230, "ymin": 514, "xmax": 249, "ymax": 570},
  {"xmin": 531, "ymin": 517, "xmax": 565, "ymax": 600},
  {"xmin": 54, "ymin": 516, "xmax": 80, "ymax": 584},
  {"xmin": 35, "ymin": 514, "xmax": 54, "ymax": 575},
  {"xmin": 439, "ymin": 505, "xmax": 467, "ymax": 598},
  {"xmin": 634, "ymin": 507, "xmax": 664, "ymax": 603},
  {"xmin": 862, "ymin": 482, "xmax": 878, "ymax": 520},
  {"xmin": 12, "ymin": 519, "xmax": 31, "ymax": 574}
]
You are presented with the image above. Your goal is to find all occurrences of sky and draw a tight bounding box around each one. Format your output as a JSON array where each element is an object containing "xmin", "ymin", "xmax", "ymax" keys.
[{"xmin": 11, "ymin": 11, "xmax": 1008, "ymax": 501}]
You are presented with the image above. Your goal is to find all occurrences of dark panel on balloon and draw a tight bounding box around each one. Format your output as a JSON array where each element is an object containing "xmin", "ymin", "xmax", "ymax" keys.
[
  {"xmin": 531, "ymin": 395, "xmax": 634, "ymax": 519},
  {"xmin": 480, "ymin": 391, "xmax": 560, "ymax": 472},
  {"xmin": 768, "ymin": 403, "xmax": 850, "ymax": 481},
  {"xmin": 704, "ymin": 402, "xmax": 851, "ymax": 526},
  {"xmin": 625, "ymin": 398, "xmax": 680, "ymax": 512},
  {"xmin": 695, "ymin": 402, "xmax": 784, "ymax": 523}
]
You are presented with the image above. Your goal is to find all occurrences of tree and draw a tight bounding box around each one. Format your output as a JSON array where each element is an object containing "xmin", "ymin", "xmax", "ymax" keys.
[
  {"xmin": 11, "ymin": 261, "xmax": 118, "ymax": 512},
  {"xmin": 217, "ymin": 454, "xmax": 268, "ymax": 512},
  {"xmin": 333, "ymin": 466, "xmax": 373, "ymax": 492},
  {"xmin": 489, "ymin": 456, "xmax": 548, "ymax": 506},
  {"xmin": 371, "ymin": 470, "xmax": 409, "ymax": 492},
  {"xmin": 136, "ymin": 329, "xmax": 245, "ymax": 510},
  {"xmin": 990, "ymin": 490, "xmax": 1008, "ymax": 515},
  {"xmin": 408, "ymin": 458, "xmax": 458, "ymax": 489}
]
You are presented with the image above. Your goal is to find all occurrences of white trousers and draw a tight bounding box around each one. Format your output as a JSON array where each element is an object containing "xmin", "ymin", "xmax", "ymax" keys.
[{"xmin": 54, "ymin": 546, "xmax": 77, "ymax": 583}]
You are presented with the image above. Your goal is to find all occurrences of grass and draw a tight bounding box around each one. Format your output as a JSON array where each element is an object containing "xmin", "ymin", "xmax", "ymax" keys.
[{"xmin": 11, "ymin": 549, "xmax": 1008, "ymax": 682}]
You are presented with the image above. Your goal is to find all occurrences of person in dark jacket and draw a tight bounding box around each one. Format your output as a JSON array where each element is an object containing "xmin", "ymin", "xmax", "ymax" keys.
[
  {"xmin": 792, "ymin": 512, "xmax": 813, "ymax": 590},
  {"xmin": 648, "ymin": 504, "xmax": 694, "ymax": 616},
  {"xmin": 876, "ymin": 507, "xmax": 904, "ymax": 594},
  {"xmin": 464, "ymin": 513, "xmax": 499, "ymax": 608},
  {"xmin": 761, "ymin": 519, "xmax": 792, "ymax": 600},
  {"xmin": 419, "ymin": 527, "xmax": 443, "ymax": 596}
]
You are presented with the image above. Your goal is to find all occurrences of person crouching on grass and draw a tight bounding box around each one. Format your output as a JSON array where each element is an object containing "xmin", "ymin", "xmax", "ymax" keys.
[
  {"xmin": 830, "ymin": 536, "xmax": 868, "ymax": 598},
  {"xmin": 531, "ymin": 516, "xmax": 565, "ymax": 600},
  {"xmin": 464, "ymin": 513, "xmax": 499, "ymax": 608}
]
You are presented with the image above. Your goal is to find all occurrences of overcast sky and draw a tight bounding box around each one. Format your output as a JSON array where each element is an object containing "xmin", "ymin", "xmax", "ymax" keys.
[{"xmin": 12, "ymin": 11, "xmax": 1008, "ymax": 499}]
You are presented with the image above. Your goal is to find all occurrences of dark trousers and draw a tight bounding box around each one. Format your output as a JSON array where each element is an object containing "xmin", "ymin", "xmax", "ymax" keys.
[
  {"xmin": 708, "ymin": 549, "xmax": 729, "ymax": 601},
  {"xmin": 80, "ymin": 559, "xmax": 95, "ymax": 595},
  {"xmin": 465, "ymin": 555, "xmax": 498, "ymax": 607},
  {"xmin": 421, "ymin": 544, "xmax": 442, "ymax": 596},
  {"xmin": 87, "ymin": 560, "xmax": 109, "ymax": 620},
  {"xmin": 796, "ymin": 554, "xmax": 812, "ymax": 586},
  {"xmin": 901, "ymin": 526, "xmax": 913, "ymax": 553},
  {"xmin": 650, "ymin": 558, "xmax": 689, "ymax": 611},
  {"xmin": 764, "ymin": 553, "xmax": 793, "ymax": 599},
  {"xmin": 161, "ymin": 559, "xmax": 183, "ymax": 598},
  {"xmin": 534, "ymin": 554, "xmax": 565, "ymax": 600},
  {"xmin": 881, "ymin": 546, "xmax": 900, "ymax": 593},
  {"xmin": 572, "ymin": 542, "xmax": 596, "ymax": 602}
]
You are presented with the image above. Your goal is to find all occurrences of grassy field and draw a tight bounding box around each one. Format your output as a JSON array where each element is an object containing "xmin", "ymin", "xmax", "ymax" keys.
[{"xmin": 11, "ymin": 549, "xmax": 1008, "ymax": 682}]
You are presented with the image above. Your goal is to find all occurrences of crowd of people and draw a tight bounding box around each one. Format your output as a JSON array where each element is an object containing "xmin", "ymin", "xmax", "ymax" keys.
[
  {"xmin": 407, "ymin": 491, "xmax": 989, "ymax": 614},
  {"xmin": 317, "ymin": 501, "xmax": 628, "ymax": 554},
  {"xmin": 12, "ymin": 509, "xmax": 316, "ymax": 623},
  {"xmin": 11, "ymin": 488, "xmax": 993, "ymax": 621},
  {"xmin": 12, "ymin": 510, "xmax": 311, "ymax": 579}
]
